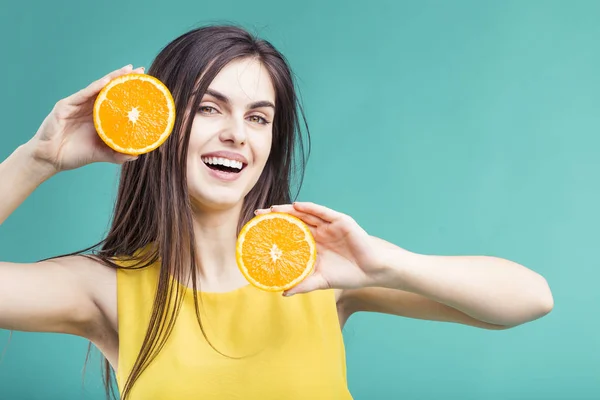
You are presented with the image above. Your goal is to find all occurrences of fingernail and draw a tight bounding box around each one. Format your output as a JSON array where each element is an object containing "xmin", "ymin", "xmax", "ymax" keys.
[
  {"xmin": 254, "ymin": 210, "xmax": 258, "ymax": 215},
  {"xmin": 124, "ymin": 64, "xmax": 133, "ymax": 70}
]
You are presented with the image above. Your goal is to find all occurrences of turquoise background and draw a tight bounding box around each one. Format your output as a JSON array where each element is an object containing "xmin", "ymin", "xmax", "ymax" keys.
[{"xmin": 1, "ymin": 0, "xmax": 598, "ymax": 399}]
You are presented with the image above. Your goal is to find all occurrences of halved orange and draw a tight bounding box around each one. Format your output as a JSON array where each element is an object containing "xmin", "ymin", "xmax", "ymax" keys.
[
  {"xmin": 93, "ymin": 73, "xmax": 176, "ymax": 155},
  {"xmin": 236, "ymin": 212, "xmax": 317, "ymax": 292}
]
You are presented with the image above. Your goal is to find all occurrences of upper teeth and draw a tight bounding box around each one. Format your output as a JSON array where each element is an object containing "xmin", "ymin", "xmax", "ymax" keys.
[{"xmin": 202, "ymin": 157, "xmax": 243, "ymax": 170}]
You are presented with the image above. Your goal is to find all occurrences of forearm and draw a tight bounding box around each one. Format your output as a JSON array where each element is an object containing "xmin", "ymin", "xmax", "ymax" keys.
[
  {"xmin": 375, "ymin": 239, "xmax": 554, "ymax": 327},
  {"xmin": 0, "ymin": 141, "xmax": 54, "ymax": 225}
]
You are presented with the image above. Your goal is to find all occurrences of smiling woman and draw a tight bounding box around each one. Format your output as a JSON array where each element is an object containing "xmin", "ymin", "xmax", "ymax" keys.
[
  {"xmin": 188, "ymin": 59, "xmax": 275, "ymax": 207},
  {"xmin": 0, "ymin": 24, "xmax": 552, "ymax": 400}
]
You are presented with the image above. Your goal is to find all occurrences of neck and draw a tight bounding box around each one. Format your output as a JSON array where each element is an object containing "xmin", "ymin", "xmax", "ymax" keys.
[{"xmin": 189, "ymin": 202, "xmax": 248, "ymax": 291}]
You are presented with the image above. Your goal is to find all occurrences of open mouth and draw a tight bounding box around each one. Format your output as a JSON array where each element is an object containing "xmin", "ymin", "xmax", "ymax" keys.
[{"xmin": 201, "ymin": 156, "xmax": 246, "ymax": 174}]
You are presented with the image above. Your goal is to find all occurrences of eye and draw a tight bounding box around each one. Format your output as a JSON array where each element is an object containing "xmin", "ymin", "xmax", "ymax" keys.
[
  {"xmin": 198, "ymin": 105, "xmax": 219, "ymax": 115},
  {"xmin": 247, "ymin": 115, "xmax": 270, "ymax": 125}
]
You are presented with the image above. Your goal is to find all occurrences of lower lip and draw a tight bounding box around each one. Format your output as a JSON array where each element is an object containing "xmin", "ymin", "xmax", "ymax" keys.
[{"xmin": 203, "ymin": 162, "xmax": 244, "ymax": 182}]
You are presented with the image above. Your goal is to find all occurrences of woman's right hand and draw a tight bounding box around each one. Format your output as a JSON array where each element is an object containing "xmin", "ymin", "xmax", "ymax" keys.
[{"xmin": 29, "ymin": 64, "xmax": 145, "ymax": 174}]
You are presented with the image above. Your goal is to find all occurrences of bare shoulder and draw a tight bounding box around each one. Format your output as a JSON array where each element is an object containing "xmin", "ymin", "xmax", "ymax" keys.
[
  {"xmin": 48, "ymin": 254, "xmax": 116, "ymax": 282},
  {"xmin": 55, "ymin": 255, "xmax": 119, "ymax": 366},
  {"xmin": 55, "ymin": 255, "xmax": 118, "ymax": 333},
  {"xmin": 0, "ymin": 255, "xmax": 117, "ymax": 340}
]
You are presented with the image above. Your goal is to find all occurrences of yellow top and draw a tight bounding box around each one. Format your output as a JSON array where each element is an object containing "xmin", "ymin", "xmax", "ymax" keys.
[{"xmin": 116, "ymin": 259, "xmax": 353, "ymax": 399}]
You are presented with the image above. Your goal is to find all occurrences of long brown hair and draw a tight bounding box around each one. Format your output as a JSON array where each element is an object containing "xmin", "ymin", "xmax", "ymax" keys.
[{"xmin": 76, "ymin": 25, "xmax": 310, "ymax": 399}]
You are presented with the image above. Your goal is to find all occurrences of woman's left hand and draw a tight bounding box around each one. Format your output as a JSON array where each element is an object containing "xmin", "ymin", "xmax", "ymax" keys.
[{"xmin": 255, "ymin": 202, "xmax": 389, "ymax": 296}]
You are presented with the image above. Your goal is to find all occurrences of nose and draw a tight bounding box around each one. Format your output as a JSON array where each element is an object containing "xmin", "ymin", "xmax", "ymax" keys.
[{"xmin": 219, "ymin": 116, "xmax": 247, "ymax": 145}]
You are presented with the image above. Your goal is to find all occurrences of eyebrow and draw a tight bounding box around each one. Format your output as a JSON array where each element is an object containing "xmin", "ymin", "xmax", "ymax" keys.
[{"xmin": 204, "ymin": 88, "xmax": 275, "ymax": 110}]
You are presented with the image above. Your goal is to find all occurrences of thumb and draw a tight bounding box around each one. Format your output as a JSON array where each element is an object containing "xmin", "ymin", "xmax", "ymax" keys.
[
  {"xmin": 113, "ymin": 152, "xmax": 139, "ymax": 164},
  {"xmin": 283, "ymin": 273, "xmax": 329, "ymax": 297},
  {"xmin": 97, "ymin": 146, "xmax": 139, "ymax": 165}
]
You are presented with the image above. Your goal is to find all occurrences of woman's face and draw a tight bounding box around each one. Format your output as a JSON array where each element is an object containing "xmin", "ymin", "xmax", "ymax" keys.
[{"xmin": 186, "ymin": 58, "xmax": 276, "ymax": 212}]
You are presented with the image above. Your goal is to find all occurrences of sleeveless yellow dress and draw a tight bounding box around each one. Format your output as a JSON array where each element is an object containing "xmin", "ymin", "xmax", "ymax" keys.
[{"xmin": 116, "ymin": 260, "xmax": 353, "ymax": 399}]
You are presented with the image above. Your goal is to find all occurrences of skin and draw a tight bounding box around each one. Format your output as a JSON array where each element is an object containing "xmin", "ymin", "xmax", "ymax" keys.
[{"xmin": 0, "ymin": 59, "xmax": 554, "ymax": 378}]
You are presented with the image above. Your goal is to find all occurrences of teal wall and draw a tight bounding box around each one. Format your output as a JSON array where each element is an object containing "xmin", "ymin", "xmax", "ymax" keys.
[{"xmin": 1, "ymin": 1, "xmax": 598, "ymax": 399}]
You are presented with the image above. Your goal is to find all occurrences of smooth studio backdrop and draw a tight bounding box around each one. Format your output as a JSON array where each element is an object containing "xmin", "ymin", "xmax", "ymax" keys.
[{"xmin": 1, "ymin": 1, "xmax": 598, "ymax": 399}]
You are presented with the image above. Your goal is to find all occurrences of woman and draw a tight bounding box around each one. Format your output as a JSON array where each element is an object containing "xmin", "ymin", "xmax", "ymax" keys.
[{"xmin": 0, "ymin": 25, "xmax": 553, "ymax": 399}]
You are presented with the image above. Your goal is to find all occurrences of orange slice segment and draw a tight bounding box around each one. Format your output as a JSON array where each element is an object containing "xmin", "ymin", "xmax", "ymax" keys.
[
  {"xmin": 236, "ymin": 212, "xmax": 317, "ymax": 292},
  {"xmin": 93, "ymin": 73, "xmax": 176, "ymax": 155}
]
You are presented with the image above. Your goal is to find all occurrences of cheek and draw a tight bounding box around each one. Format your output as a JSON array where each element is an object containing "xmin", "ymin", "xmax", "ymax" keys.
[
  {"xmin": 187, "ymin": 118, "xmax": 206, "ymax": 153},
  {"xmin": 255, "ymin": 132, "xmax": 273, "ymax": 166}
]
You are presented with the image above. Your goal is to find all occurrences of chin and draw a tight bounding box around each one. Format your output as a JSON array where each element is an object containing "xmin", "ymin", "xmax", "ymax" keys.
[{"xmin": 188, "ymin": 186, "xmax": 247, "ymax": 213}]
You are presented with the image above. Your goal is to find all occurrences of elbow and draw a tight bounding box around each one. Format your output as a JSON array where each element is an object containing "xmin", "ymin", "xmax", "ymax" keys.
[
  {"xmin": 536, "ymin": 277, "xmax": 554, "ymax": 317},
  {"xmin": 524, "ymin": 275, "xmax": 554, "ymax": 324},
  {"xmin": 498, "ymin": 276, "xmax": 554, "ymax": 330}
]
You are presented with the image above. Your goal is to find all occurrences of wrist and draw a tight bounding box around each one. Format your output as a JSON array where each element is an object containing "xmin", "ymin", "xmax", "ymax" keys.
[
  {"xmin": 375, "ymin": 245, "xmax": 425, "ymax": 291},
  {"xmin": 18, "ymin": 139, "xmax": 57, "ymax": 183}
]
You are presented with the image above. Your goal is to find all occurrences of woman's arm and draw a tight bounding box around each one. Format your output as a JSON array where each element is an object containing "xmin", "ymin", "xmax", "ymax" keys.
[{"xmin": 343, "ymin": 236, "xmax": 553, "ymax": 328}]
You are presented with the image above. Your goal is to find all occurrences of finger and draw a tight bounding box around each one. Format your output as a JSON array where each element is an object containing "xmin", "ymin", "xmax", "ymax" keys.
[
  {"xmin": 254, "ymin": 204, "xmax": 291, "ymax": 215},
  {"xmin": 270, "ymin": 206, "xmax": 324, "ymax": 227},
  {"xmin": 68, "ymin": 64, "xmax": 136, "ymax": 105},
  {"xmin": 254, "ymin": 205, "xmax": 325, "ymax": 228},
  {"xmin": 283, "ymin": 273, "xmax": 330, "ymax": 297},
  {"xmin": 95, "ymin": 144, "xmax": 139, "ymax": 165},
  {"xmin": 112, "ymin": 152, "xmax": 139, "ymax": 165},
  {"xmin": 292, "ymin": 202, "xmax": 343, "ymax": 223}
]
